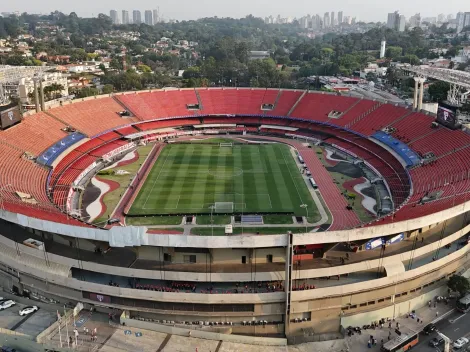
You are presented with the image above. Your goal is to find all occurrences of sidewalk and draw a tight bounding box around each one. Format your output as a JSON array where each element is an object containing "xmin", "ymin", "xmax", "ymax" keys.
[{"xmin": 302, "ymin": 299, "xmax": 455, "ymax": 352}]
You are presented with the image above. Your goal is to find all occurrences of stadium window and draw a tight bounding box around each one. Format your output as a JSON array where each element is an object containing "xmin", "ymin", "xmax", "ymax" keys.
[
  {"xmin": 378, "ymin": 298, "xmax": 385, "ymax": 303},
  {"xmin": 184, "ymin": 255, "xmax": 196, "ymax": 264},
  {"xmin": 350, "ymin": 305, "xmax": 357, "ymax": 309},
  {"xmin": 241, "ymin": 256, "xmax": 247, "ymax": 264},
  {"xmin": 385, "ymin": 296, "xmax": 392, "ymax": 301},
  {"xmin": 368, "ymin": 301, "xmax": 375, "ymax": 305},
  {"xmin": 163, "ymin": 253, "xmax": 172, "ymax": 262},
  {"xmin": 360, "ymin": 303, "xmax": 367, "ymax": 307},
  {"xmin": 401, "ymin": 292, "xmax": 408, "ymax": 296},
  {"xmin": 266, "ymin": 255, "xmax": 273, "ymax": 263}
]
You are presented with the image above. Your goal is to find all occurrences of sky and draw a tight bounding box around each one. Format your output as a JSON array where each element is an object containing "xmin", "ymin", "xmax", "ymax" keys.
[{"xmin": 1, "ymin": 0, "xmax": 468, "ymax": 23}]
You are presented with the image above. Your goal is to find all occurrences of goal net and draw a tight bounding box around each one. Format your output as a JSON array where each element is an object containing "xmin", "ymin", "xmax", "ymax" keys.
[
  {"xmin": 219, "ymin": 142, "xmax": 233, "ymax": 147},
  {"xmin": 214, "ymin": 202, "xmax": 234, "ymax": 213}
]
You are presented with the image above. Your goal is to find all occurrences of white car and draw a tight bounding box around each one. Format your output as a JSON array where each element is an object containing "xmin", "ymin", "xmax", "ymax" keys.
[
  {"xmin": 0, "ymin": 300, "xmax": 16, "ymax": 310},
  {"xmin": 19, "ymin": 306, "xmax": 39, "ymax": 316},
  {"xmin": 454, "ymin": 337, "xmax": 469, "ymax": 349}
]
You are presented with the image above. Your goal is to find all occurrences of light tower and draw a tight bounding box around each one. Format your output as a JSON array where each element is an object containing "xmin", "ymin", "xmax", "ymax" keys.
[{"xmin": 380, "ymin": 40, "xmax": 386, "ymax": 59}]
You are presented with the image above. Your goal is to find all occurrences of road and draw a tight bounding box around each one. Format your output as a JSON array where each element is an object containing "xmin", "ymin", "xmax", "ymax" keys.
[{"xmin": 414, "ymin": 310, "xmax": 470, "ymax": 352}]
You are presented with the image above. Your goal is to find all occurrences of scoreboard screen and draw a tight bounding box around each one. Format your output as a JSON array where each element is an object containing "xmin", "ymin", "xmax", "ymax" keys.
[
  {"xmin": 0, "ymin": 105, "xmax": 22, "ymax": 130},
  {"xmin": 436, "ymin": 102, "xmax": 458, "ymax": 129}
]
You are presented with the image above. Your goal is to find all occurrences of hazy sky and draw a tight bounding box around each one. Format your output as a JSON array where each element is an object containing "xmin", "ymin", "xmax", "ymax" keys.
[{"xmin": 1, "ymin": 0, "xmax": 468, "ymax": 22}]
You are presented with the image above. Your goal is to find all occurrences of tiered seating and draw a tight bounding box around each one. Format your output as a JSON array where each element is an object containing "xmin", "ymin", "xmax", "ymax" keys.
[
  {"xmin": 56, "ymin": 154, "xmax": 98, "ymax": 185},
  {"xmin": 0, "ymin": 112, "xmax": 68, "ymax": 156},
  {"xmin": 269, "ymin": 91, "xmax": 303, "ymax": 116},
  {"xmin": 390, "ymin": 113, "xmax": 436, "ymax": 143},
  {"xmin": 89, "ymin": 140, "xmax": 128, "ymax": 157},
  {"xmin": 262, "ymin": 89, "xmax": 279, "ymax": 105},
  {"xmin": 135, "ymin": 118, "xmax": 199, "ymax": 131},
  {"xmin": 50, "ymin": 98, "xmax": 126, "ymax": 136},
  {"xmin": 116, "ymin": 125, "xmax": 139, "ymax": 136},
  {"xmin": 350, "ymin": 104, "xmax": 408, "ymax": 135},
  {"xmin": 409, "ymin": 129, "xmax": 470, "ymax": 157},
  {"xmin": 0, "ymin": 141, "xmax": 50, "ymax": 206},
  {"xmin": 117, "ymin": 90, "xmax": 198, "ymax": 120},
  {"xmin": 290, "ymin": 93, "xmax": 358, "ymax": 122},
  {"xmin": 332, "ymin": 100, "xmax": 378, "ymax": 128}
]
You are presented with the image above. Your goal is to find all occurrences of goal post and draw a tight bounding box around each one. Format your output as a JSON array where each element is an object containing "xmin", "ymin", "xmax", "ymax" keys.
[
  {"xmin": 219, "ymin": 142, "xmax": 233, "ymax": 147},
  {"xmin": 214, "ymin": 202, "xmax": 234, "ymax": 213}
]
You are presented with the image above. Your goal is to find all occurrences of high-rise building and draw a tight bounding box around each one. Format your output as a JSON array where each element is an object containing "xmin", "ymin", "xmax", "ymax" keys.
[
  {"xmin": 398, "ymin": 15, "xmax": 406, "ymax": 31},
  {"xmin": 409, "ymin": 13, "xmax": 421, "ymax": 28},
  {"xmin": 330, "ymin": 12, "xmax": 335, "ymax": 26},
  {"xmin": 144, "ymin": 10, "xmax": 153, "ymax": 25},
  {"xmin": 338, "ymin": 11, "xmax": 343, "ymax": 25},
  {"xmin": 387, "ymin": 11, "xmax": 399, "ymax": 29},
  {"xmin": 351, "ymin": 17, "xmax": 356, "ymax": 24},
  {"xmin": 457, "ymin": 12, "xmax": 465, "ymax": 32},
  {"xmin": 133, "ymin": 10, "xmax": 142, "ymax": 24},
  {"xmin": 110, "ymin": 10, "xmax": 119, "ymax": 24},
  {"xmin": 122, "ymin": 10, "xmax": 129, "ymax": 24},
  {"xmin": 447, "ymin": 14, "xmax": 454, "ymax": 21},
  {"xmin": 153, "ymin": 9, "xmax": 159, "ymax": 24},
  {"xmin": 437, "ymin": 14, "xmax": 446, "ymax": 23},
  {"xmin": 323, "ymin": 12, "xmax": 330, "ymax": 28},
  {"xmin": 464, "ymin": 12, "xmax": 470, "ymax": 29},
  {"xmin": 387, "ymin": 11, "xmax": 405, "ymax": 32}
]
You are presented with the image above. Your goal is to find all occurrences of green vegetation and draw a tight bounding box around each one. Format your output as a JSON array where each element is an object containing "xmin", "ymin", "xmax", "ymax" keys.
[
  {"xmin": 91, "ymin": 145, "xmax": 153, "ymax": 225},
  {"xmin": 126, "ymin": 216, "xmax": 183, "ymax": 226},
  {"xmin": 448, "ymin": 275, "xmax": 470, "ymax": 297},
  {"xmin": 315, "ymin": 147, "xmax": 374, "ymax": 223},
  {"xmin": 129, "ymin": 143, "xmax": 319, "ymax": 220},
  {"xmin": 262, "ymin": 214, "xmax": 293, "ymax": 224},
  {"xmin": 191, "ymin": 226, "xmax": 315, "ymax": 236},
  {"xmin": 196, "ymin": 215, "xmax": 231, "ymax": 225}
]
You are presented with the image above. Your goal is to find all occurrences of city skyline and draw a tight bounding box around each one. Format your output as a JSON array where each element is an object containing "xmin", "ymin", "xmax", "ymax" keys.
[{"xmin": 0, "ymin": 0, "xmax": 469, "ymax": 23}]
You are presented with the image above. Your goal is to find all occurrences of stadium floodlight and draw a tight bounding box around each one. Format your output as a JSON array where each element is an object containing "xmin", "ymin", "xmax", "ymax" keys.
[{"xmin": 300, "ymin": 204, "xmax": 308, "ymax": 233}]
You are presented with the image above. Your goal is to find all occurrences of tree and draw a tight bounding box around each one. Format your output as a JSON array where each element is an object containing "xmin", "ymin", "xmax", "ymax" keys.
[
  {"xmin": 102, "ymin": 84, "xmax": 114, "ymax": 94},
  {"xmin": 428, "ymin": 81, "xmax": 450, "ymax": 102},
  {"xmin": 366, "ymin": 72, "xmax": 377, "ymax": 82},
  {"xmin": 385, "ymin": 46, "xmax": 403, "ymax": 60},
  {"xmin": 448, "ymin": 275, "xmax": 470, "ymax": 297}
]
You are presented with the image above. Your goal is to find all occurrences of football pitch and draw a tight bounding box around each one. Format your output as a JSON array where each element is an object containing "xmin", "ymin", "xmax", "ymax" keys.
[{"xmin": 128, "ymin": 143, "xmax": 318, "ymax": 216}]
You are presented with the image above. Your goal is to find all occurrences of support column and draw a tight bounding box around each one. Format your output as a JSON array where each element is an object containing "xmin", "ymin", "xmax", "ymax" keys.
[
  {"xmin": 39, "ymin": 80, "xmax": 46, "ymax": 112},
  {"xmin": 418, "ymin": 78, "xmax": 425, "ymax": 111},
  {"xmin": 413, "ymin": 77, "xmax": 419, "ymax": 110},
  {"xmin": 33, "ymin": 79, "xmax": 40, "ymax": 113},
  {"xmin": 284, "ymin": 231, "xmax": 293, "ymax": 338}
]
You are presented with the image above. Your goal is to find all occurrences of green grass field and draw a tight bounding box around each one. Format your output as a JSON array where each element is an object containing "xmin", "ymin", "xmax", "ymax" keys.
[{"xmin": 128, "ymin": 143, "xmax": 319, "ymax": 218}]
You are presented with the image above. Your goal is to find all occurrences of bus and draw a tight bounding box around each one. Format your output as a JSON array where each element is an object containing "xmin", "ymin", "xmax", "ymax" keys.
[
  {"xmin": 457, "ymin": 294, "xmax": 470, "ymax": 312},
  {"xmin": 298, "ymin": 155, "xmax": 305, "ymax": 164},
  {"xmin": 309, "ymin": 178, "xmax": 318, "ymax": 189},
  {"xmin": 381, "ymin": 328, "xmax": 419, "ymax": 352}
]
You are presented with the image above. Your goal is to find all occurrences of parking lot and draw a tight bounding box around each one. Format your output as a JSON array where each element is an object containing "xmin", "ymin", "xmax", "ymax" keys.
[{"xmin": 0, "ymin": 300, "xmax": 57, "ymax": 337}]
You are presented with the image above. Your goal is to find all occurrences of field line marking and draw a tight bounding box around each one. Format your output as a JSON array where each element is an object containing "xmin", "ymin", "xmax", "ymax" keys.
[
  {"xmin": 280, "ymin": 146, "xmax": 305, "ymax": 205},
  {"xmin": 141, "ymin": 147, "xmax": 172, "ymax": 208},
  {"xmin": 164, "ymin": 195, "xmax": 181, "ymax": 209}
]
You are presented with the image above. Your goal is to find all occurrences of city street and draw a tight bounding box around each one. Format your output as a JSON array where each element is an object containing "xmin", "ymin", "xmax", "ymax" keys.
[{"xmin": 414, "ymin": 310, "xmax": 470, "ymax": 352}]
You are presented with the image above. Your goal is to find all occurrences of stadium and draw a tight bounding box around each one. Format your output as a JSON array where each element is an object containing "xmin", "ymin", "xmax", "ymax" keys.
[{"xmin": 0, "ymin": 87, "xmax": 469, "ymax": 344}]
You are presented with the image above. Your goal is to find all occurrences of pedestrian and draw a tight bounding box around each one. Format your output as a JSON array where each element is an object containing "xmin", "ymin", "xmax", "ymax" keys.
[
  {"xmin": 428, "ymin": 300, "xmax": 431, "ymax": 308},
  {"xmin": 381, "ymin": 339, "xmax": 384, "ymax": 346},
  {"xmin": 396, "ymin": 322, "xmax": 399, "ymax": 329},
  {"xmin": 388, "ymin": 321, "xmax": 392, "ymax": 329},
  {"xmin": 93, "ymin": 327, "xmax": 97, "ymax": 335},
  {"xmin": 86, "ymin": 327, "xmax": 89, "ymax": 335},
  {"xmin": 436, "ymin": 311, "xmax": 439, "ymax": 317},
  {"xmin": 421, "ymin": 237, "xmax": 424, "ymax": 243},
  {"xmin": 83, "ymin": 326, "xmax": 87, "ymax": 335}
]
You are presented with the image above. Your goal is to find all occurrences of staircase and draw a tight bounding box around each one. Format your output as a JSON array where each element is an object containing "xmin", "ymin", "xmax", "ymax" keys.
[
  {"xmin": 345, "ymin": 102, "xmax": 383, "ymax": 129},
  {"xmin": 287, "ymin": 90, "xmax": 307, "ymax": 116}
]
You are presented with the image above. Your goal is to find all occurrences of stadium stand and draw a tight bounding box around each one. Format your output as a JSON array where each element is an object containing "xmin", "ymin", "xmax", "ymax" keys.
[
  {"xmin": 349, "ymin": 104, "xmax": 409, "ymax": 135},
  {"xmin": 390, "ymin": 112, "xmax": 437, "ymax": 143},
  {"xmin": 289, "ymin": 93, "xmax": 358, "ymax": 122},
  {"xmin": 116, "ymin": 90, "xmax": 199, "ymax": 120},
  {"xmin": 409, "ymin": 129, "xmax": 470, "ymax": 157},
  {"xmin": 47, "ymin": 98, "xmax": 127, "ymax": 136},
  {"xmin": 269, "ymin": 91, "xmax": 303, "ymax": 116},
  {"xmin": 0, "ymin": 112, "xmax": 68, "ymax": 156}
]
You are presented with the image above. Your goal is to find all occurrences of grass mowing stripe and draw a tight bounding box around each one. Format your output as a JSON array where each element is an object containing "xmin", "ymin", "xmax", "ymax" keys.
[
  {"xmin": 187, "ymin": 145, "xmax": 209, "ymax": 211},
  {"xmin": 244, "ymin": 145, "xmax": 260, "ymax": 212},
  {"xmin": 265, "ymin": 145, "xmax": 295, "ymax": 211},
  {"xmin": 259, "ymin": 145, "xmax": 284, "ymax": 212}
]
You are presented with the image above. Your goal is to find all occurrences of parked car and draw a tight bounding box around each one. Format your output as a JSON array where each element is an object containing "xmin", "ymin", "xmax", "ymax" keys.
[
  {"xmin": 19, "ymin": 305, "xmax": 39, "ymax": 316},
  {"xmin": 422, "ymin": 323, "xmax": 436, "ymax": 335},
  {"xmin": 429, "ymin": 337, "xmax": 445, "ymax": 347},
  {"xmin": 1, "ymin": 346, "xmax": 17, "ymax": 352},
  {"xmin": 454, "ymin": 337, "xmax": 469, "ymax": 349},
  {"xmin": 0, "ymin": 300, "xmax": 16, "ymax": 310}
]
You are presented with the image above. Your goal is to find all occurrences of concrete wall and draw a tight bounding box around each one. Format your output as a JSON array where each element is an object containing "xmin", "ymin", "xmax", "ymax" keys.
[
  {"xmin": 340, "ymin": 285, "xmax": 447, "ymax": 327},
  {"xmin": 121, "ymin": 314, "xmax": 287, "ymax": 346}
]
